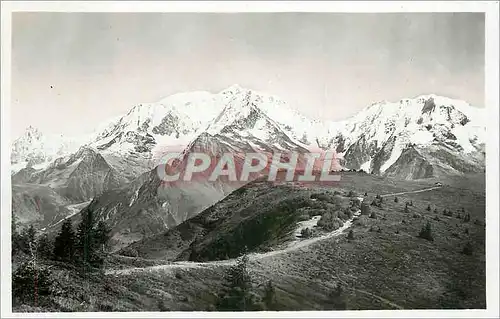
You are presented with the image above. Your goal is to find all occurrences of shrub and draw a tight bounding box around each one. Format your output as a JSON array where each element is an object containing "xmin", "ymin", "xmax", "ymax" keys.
[
  {"xmin": 350, "ymin": 198, "xmax": 361, "ymax": 208},
  {"xmin": 361, "ymin": 202, "xmax": 371, "ymax": 215},
  {"xmin": 426, "ymin": 205, "xmax": 431, "ymax": 211},
  {"xmin": 263, "ymin": 280, "xmax": 278, "ymax": 311},
  {"xmin": 369, "ymin": 211, "xmax": 377, "ymax": 219},
  {"xmin": 119, "ymin": 247, "xmax": 139, "ymax": 258},
  {"xmin": 462, "ymin": 242, "xmax": 473, "ymax": 255},
  {"xmin": 394, "ymin": 197, "xmax": 399, "ymax": 203},
  {"xmin": 418, "ymin": 222, "xmax": 434, "ymax": 241},
  {"xmin": 326, "ymin": 283, "xmax": 347, "ymax": 310},
  {"xmin": 300, "ymin": 228, "xmax": 312, "ymax": 238},
  {"xmin": 318, "ymin": 214, "xmax": 343, "ymax": 231},
  {"xmin": 347, "ymin": 230, "xmax": 354, "ymax": 240}
]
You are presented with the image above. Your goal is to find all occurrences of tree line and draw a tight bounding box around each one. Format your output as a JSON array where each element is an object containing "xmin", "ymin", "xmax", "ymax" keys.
[{"xmin": 13, "ymin": 209, "xmax": 111, "ymax": 267}]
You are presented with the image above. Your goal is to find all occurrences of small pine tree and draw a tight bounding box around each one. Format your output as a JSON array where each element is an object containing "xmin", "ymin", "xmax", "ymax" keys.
[
  {"xmin": 216, "ymin": 254, "xmax": 259, "ymax": 311},
  {"xmin": 361, "ymin": 202, "xmax": 371, "ymax": 215},
  {"xmin": 364, "ymin": 192, "xmax": 368, "ymax": 196},
  {"xmin": 410, "ymin": 201, "xmax": 414, "ymax": 206},
  {"xmin": 434, "ymin": 208, "xmax": 438, "ymax": 214},
  {"xmin": 326, "ymin": 283, "xmax": 347, "ymax": 310},
  {"xmin": 369, "ymin": 211, "xmax": 377, "ymax": 219},
  {"xmin": 53, "ymin": 219, "xmax": 75, "ymax": 261},
  {"xmin": 418, "ymin": 221, "xmax": 434, "ymax": 241},
  {"xmin": 347, "ymin": 230, "xmax": 354, "ymax": 240},
  {"xmin": 465, "ymin": 228, "xmax": 469, "ymax": 235},
  {"xmin": 463, "ymin": 213, "xmax": 471, "ymax": 223},
  {"xmin": 394, "ymin": 197, "xmax": 399, "ymax": 203},
  {"xmin": 426, "ymin": 205, "xmax": 431, "ymax": 211},
  {"xmin": 404, "ymin": 205, "xmax": 410, "ymax": 214},
  {"xmin": 75, "ymin": 209, "xmax": 104, "ymax": 266},
  {"xmin": 263, "ymin": 280, "xmax": 277, "ymax": 311}
]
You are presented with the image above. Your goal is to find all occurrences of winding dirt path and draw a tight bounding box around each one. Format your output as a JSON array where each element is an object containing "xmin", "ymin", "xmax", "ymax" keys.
[{"xmin": 106, "ymin": 186, "xmax": 441, "ymax": 276}]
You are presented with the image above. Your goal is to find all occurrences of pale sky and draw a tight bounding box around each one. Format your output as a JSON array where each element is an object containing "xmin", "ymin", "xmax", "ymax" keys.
[{"xmin": 11, "ymin": 12, "xmax": 485, "ymax": 137}]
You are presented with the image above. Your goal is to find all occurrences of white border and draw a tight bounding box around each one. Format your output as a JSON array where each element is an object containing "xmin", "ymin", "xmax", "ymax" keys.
[{"xmin": 1, "ymin": 1, "xmax": 499, "ymax": 318}]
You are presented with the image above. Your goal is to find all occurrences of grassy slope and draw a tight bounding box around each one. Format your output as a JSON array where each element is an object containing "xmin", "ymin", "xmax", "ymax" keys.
[{"xmin": 13, "ymin": 172, "xmax": 486, "ymax": 312}]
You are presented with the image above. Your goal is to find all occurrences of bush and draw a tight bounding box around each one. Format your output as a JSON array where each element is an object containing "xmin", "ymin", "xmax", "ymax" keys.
[
  {"xmin": 300, "ymin": 227, "xmax": 312, "ymax": 238},
  {"xmin": 418, "ymin": 222, "xmax": 434, "ymax": 241},
  {"xmin": 394, "ymin": 197, "xmax": 399, "ymax": 203},
  {"xmin": 318, "ymin": 213, "xmax": 343, "ymax": 231},
  {"xmin": 325, "ymin": 283, "xmax": 347, "ymax": 310},
  {"xmin": 263, "ymin": 280, "xmax": 278, "ymax": 311},
  {"xmin": 119, "ymin": 247, "xmax": 139, "ymax": 258},
  {"xmin": 158, "ymin": 299, "xmax": 170, "ymax": 311},
  {"xmin": 404, "ymin": 205, "xmax": 410, "ymax": 214},
  {"xmin": 361, "ymin": 202, "xmax": 371, "ymax": 215},
  {"xmin": 426, "ymin": 205, "xmax": 431, "ymax": 211},
  {"xmin": 462, "ymin": 242, "xmax": 473, "ymax": 255},
  {"xmin": 369, "ymin": 211, "xmax": 377, "ymax": 219},
  {"xmin": 347, "ymin": 230, "xmax": 354, "ymax": 240}
]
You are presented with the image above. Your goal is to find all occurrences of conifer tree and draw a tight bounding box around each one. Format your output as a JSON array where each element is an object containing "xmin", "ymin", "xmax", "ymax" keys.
[
  {"xmin": 76, "ymin": 209, "xmax": 98, "ymax": 264},
  {"xmin": 53, "ymin": 219, "xmax": 75, "ymax": 261},
  {"xmin": 326, "ymin": 283, "xmax": 347, "ymax": 310},
  {"xmin": 263, "ymin": 280, "xmax": 277, "ymax": 311},
  {"xmin": 418, "ymin": 221, "xmax": 434, "ymax": 241},
  {"xmin": 216, "ymin": 253, "xmax": 260, "ymax": 311}
]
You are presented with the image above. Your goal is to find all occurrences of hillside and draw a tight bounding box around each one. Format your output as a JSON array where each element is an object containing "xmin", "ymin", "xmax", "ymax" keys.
[{"xmin": 12, "ymin": 172, "xmax": 485, "ymax": 312}]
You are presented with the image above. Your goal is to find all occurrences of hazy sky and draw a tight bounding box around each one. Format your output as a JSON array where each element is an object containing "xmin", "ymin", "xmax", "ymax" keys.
[{"xmin": 11, "ymin": 12, "xmax": 485, "ymax": 137}]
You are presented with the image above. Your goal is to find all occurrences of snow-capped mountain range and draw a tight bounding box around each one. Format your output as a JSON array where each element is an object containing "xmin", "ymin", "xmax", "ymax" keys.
[
  {"xmin": 11, "ymin": 85, "xmax": 486, "ymax": 245},
  {"xmin": 11, "ymin": 84, "xmax": 486, "ymax": 180}
]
